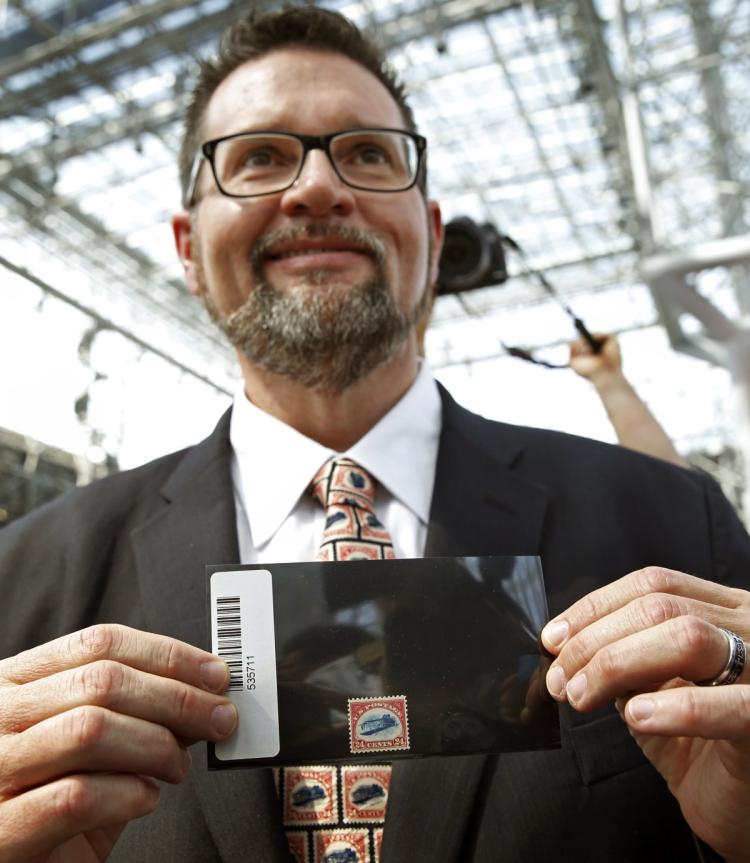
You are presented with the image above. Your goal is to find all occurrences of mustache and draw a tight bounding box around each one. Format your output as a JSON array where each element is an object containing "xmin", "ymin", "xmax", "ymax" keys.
[{"xmin": 251, "ymin": 223, "xmax": 387, "ymax": 272}]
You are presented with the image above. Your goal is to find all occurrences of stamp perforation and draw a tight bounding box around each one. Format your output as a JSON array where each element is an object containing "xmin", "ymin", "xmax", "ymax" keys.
[{"xmin": 347, "ymin": 695, "xmax": 410, "ymax": 755}]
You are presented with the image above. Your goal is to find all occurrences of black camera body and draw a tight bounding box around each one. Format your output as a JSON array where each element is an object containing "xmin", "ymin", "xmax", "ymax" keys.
[{"xmin": 437, "ymin": 217, "xmax": 508, "ymax": 295}]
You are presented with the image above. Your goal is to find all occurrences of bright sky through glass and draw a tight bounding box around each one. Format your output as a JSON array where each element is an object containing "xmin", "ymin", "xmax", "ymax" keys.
[{"xmin": 0, "ymin": 0, "xmax": 745, "ymax": 485}]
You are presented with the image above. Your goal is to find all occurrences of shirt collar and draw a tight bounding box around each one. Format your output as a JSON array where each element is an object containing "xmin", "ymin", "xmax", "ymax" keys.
[
  {"xmin": 348, "ymin": 363, "xmax": 440, "ymax": 524},
  {"xmin": 229, "ymin": 363, "xmax": 441, "ymax": 548}
]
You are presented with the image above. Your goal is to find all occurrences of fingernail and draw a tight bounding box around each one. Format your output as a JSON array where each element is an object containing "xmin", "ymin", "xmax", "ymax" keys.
[
  {"xmin": 141, "ymin": 776, "xmax": 161, "ymax": 806},
  {"xmin": 180, "ymin": 748, "xmax": 193, "ymax": 775},
  {"xmin": 546, "ymin": 665, "xmax": 566, "ymax": 698},
  {"xmin": 566, "ymin": 673, "xmax": 587, "ymax": 703},
  {"xmin": 628, "ymin": 697, "xmax": 655, "ymax": 723},
  {"xmin": 201, "ymin": 660, "xmax": 229, "ymax": 691},
  {"xmin": 542, "ymin": 620, "xmax": 569, "ymax": 648},
  {"xmin": 211, "ymin": 703, "xmax": 238, "ymax": 737}
]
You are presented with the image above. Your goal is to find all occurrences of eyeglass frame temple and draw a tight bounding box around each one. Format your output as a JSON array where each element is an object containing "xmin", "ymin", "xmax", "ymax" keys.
[{"xmin": 185, "ymin": 128, "xmax": 426, "ymax": 206}]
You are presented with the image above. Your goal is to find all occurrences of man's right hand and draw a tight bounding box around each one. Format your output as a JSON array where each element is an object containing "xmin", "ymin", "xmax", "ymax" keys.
[
  {"xmin": 0, "ymin": 624, "xmax": 238, "ymax": 863},
  {"xmin": 568, "ymin": 332, "xmax": 622, "ymax": 384}
]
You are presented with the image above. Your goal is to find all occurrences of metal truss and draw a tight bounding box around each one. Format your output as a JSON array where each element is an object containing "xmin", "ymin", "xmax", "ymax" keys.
[{"xmin": 2, "ymin": 0, "xmax": 750, "ymax": 491}]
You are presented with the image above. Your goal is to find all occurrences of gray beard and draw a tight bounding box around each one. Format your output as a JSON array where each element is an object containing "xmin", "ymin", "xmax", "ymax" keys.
[{"xmin": 199, "ymin": 225, "xmax": 430, "ymax": 394}]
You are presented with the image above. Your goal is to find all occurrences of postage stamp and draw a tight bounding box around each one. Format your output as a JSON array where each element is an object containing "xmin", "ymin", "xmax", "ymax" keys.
[
  {"xmin": 313, "ymin": 828, "xmax": 370, "ymax": 863},
  {"xmin": 347, "ymin": 695, "xmax": 409, "ymax": 754},
  {"xmin": 283, "ymin": 765, "xmax": 338, "ymax": 825},
  {"xmin": 341, "ymin": 765, "xmax": 391, "ymax": 823},
  {"xmin": 286, "ymin": 830, "xmax": 310, "ymax": 863}
]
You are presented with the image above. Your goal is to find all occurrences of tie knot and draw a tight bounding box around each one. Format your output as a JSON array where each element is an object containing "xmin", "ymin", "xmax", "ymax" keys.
[{"xmin": 310, "ymin": 457, "xmax": 377, "ymax": 512}]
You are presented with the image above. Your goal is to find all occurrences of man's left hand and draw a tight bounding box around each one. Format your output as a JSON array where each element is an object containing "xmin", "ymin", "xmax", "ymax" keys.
[{"xmin": 541, "ymin": 566, "xmax": 750, "ymax": 863}]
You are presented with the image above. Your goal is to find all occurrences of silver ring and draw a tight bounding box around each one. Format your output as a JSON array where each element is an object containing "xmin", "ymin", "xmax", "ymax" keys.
[{"xmin": 698, "ymin": 628, "xmax": 746, "ymax": 686}]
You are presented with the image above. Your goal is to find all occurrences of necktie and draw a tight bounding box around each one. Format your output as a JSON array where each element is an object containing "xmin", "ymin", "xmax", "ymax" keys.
[
  {"xmin": 279, "ymin": 457, "xmax": 394, "ymax": 863},
  {"xmin": 310, "ymin": 457, "xmax": 396, "ymax": 561}
]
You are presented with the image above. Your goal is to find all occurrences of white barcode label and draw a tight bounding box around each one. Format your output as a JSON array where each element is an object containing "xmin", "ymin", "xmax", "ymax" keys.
[
  {"xmin": 210, "ymin": 569, "xmax": 280, "ymax": 760},
  {"xmin": 215, "ymin": 595, "xmax": 243, "ymax": 691}
]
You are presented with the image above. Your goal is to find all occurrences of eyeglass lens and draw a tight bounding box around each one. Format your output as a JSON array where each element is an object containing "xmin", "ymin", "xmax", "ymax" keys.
[{"xmin": 212, "ymin": 130, "xmax": 418, "ymax": 196}]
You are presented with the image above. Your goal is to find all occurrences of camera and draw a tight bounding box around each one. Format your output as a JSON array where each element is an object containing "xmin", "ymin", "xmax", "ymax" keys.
[{"xmin": 437, "ymin": 217, "xmax": 508, "ymax": 295}]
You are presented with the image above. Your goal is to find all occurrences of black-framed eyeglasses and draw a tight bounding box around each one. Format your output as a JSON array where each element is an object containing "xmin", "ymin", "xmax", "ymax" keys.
[{"xmin": 186, "ymin": 127, "xmax": 426, "ymax": 205}]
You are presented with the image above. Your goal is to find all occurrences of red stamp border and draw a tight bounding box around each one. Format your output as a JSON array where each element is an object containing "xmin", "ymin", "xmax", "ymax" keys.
[
  {"xmin": 347, "ymin": 695, "xmax": 409, "ymax": 754},
  {"xmin": 341, "ymin": 765, "xmax": 391, "ymax": 823},
  {"xmin": 283, "ymin": 765, "xmax": 338, "ymax": 825},
  {"xmin": 286, "ymin": 830, "xmax": 311, "ymax": 863},
  {"xmin": 313, "ymin": 828, "xmax": 370, "ymax": 863}
]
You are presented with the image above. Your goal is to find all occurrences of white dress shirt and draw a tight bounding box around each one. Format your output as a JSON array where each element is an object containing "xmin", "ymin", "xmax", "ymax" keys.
[{"xmin": 229, "ymin": 363, "xmax": 442, "ymax": 563}]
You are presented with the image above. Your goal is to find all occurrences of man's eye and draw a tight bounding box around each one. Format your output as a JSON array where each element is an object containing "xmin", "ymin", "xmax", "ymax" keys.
[
  {"xmin": 231, "ymin": 146, "xmax": 297, "ymax": 175},
  {"xmin": 241, "ymin": 149, "xmax": 276, "ymax": 168},
  {"xmin": 354, "ymin": 146, "xmax": 390, "ymax": 165}
]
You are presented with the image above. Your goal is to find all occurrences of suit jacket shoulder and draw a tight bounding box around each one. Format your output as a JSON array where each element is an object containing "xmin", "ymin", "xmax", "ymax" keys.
[
  {"xmin": 433, "ymin": 387, "xmax": 750, "ymax": 604},
  {"xmin": 0, "ymin": 410, "xmax": 236, "ymax": 654}
]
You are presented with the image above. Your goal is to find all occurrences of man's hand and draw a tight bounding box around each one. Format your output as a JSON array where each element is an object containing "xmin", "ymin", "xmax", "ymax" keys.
[
  {"xmin": 541, "ymin": 567, "xmax": 750, "ymax": 863},
  {"xmin": 568, "ymin": 333, "xmax": 688, "ymax": 467},
  {"xmin": 568, "ymin": 332, "xmax": 622, "ymax": 383},
  {"xmin": 0, "ymin": 624, "xmax": 238, "ymax": 863}
]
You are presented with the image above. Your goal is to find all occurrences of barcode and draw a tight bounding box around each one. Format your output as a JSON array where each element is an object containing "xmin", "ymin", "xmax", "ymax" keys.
[{"xmin": 216, "ymin": 595, "xmax": 243, "ymax": 692}]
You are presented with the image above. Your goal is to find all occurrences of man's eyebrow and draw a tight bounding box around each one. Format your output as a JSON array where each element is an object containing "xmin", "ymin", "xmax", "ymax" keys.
[{"xmin": 212, "ymin": 121, "xmax": 397, "ymax": 138}]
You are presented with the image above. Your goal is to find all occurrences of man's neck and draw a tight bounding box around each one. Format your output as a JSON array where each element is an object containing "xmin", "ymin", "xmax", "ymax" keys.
[{"xmin": 237, "ymin": 341, "xmax": 420, "ymax": 451}]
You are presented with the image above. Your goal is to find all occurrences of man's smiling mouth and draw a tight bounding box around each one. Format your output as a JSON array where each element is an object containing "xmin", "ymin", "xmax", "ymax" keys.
[
  {"xmin": 253, "ymin": 226, "xmax": 387, "ymax": 272},
  {"xmin": 265, "ymin": 240, "xmax": 373, "ymax": 262}
]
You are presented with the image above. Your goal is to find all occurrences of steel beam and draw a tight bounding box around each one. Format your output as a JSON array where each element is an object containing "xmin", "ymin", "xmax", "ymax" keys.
[{"xmin": 0, "ymin": 252, "xmax": 232, "ymax": 396}]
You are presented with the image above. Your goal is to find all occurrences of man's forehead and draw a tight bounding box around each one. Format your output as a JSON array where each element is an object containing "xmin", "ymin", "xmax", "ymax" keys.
[{"xmin": 202, "ymin": 47, "xmax": 405, "ymax": 140}]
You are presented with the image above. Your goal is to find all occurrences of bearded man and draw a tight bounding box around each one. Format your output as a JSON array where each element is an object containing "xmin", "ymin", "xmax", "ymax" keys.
[{"xmin": 1, "ymin": 7, "xmax": 750, "ymax": 863}]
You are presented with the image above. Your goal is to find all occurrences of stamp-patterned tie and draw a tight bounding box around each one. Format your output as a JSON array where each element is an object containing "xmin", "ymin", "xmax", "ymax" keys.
[
  {"xmin": 278, "ymin": 457, "xmax": 394, "ymax": 863},
  {"xmin": 309, "ymin": 457, "xmax": 396, "ymax": 562}
]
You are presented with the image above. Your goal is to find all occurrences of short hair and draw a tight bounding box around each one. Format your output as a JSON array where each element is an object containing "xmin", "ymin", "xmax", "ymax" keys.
[{"xmin": 178, "ymin": 6, "xmax": 425, "ymax": 206}]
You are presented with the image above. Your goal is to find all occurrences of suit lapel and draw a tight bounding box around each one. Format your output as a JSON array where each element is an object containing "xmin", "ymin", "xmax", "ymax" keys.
[
  {"xmin": 381, "ymin": 756, "xmax": 487, "ymax": 862},
  {"xmin": 425, "ymin": 387, "xmax": 550, "ymax": 558},
  {"xmin": 130, "ymin": 411, "xmax": 288, "ymax": 862},
  {"xmin": 384, "ymin": 389, "xmax": 551, "ymax": 862},
  {"xmin": 131, "ymin": 410, "xmax": 238, "ymax": 647}
]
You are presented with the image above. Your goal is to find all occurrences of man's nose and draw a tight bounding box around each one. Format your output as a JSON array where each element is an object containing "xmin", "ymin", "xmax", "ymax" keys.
[{"xmin": 279, "ymin": 149, "xmax": 356, "ymax": 217}]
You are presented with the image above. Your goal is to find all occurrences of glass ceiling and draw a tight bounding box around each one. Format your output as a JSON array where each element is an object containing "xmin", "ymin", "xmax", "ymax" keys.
[{"xmin": 1, "ymin": 0, "xmax": 749, "ymax": 510}]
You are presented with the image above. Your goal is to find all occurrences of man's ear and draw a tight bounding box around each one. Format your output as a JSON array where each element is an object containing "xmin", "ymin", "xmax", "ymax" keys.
[
  {"xmin": 426, "ymin": 199, "xmax": 444, "ymax": 289},
  {"xmin": 171, "ymin": 211, "xmax": 201, "ymax": 296}
]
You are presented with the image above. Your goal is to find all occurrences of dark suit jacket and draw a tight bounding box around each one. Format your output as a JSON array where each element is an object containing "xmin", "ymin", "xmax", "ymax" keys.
[{"xmin": 1, "ymin": 388, "xmax": 748, "ymax": 862}]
